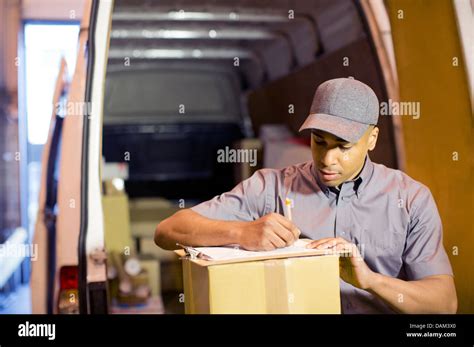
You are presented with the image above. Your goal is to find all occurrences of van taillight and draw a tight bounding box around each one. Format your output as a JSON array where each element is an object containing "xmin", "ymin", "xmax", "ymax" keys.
[
  {"xmin": 58, "ymin": 266, "xmax": 79, "ymax": 314},
  {"xmin": 59, "ymin": 266, "xmax": 78, "ymax": 290}
]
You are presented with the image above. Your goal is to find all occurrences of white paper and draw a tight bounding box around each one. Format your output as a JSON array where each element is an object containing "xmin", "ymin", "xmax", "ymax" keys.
[{"xmin": 194, "ymin": 239, "xmax": 317, "ymax": 261}]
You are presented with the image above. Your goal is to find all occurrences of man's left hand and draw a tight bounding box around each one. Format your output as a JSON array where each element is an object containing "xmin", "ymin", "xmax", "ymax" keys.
[{"xmin": 306, "ymin": 237, "xmax": 376, "ymax": 290}]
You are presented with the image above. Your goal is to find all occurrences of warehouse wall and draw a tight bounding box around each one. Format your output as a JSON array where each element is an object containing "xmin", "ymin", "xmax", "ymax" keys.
[{"xmin": 387, "ymin": 0, "xmax": 473, "ymax": 313}]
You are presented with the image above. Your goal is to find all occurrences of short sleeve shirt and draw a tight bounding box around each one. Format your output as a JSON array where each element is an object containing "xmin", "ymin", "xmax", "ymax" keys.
[{"xmin": 191, "ymin": 155, "xmax": 454, "ymax": 313}]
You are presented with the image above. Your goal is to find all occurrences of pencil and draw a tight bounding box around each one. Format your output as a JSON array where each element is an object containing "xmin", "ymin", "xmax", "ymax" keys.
[{"xmin": 285, "ymin": 197, "xmax": 293, "ymax": 221}]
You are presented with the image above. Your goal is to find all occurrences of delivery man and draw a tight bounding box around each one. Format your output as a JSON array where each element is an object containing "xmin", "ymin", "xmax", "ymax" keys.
[{"xmin": 154, "ymin": 77, "xmax": 457, "ymax": 314}]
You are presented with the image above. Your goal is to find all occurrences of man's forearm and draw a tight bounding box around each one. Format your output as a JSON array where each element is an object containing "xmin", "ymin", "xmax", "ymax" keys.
[
  {"xmin": 154, "ymin": 209, "xmax": 242, "ymax": 250},
  {"xmin": 367, "ymin": 272, "xmax": 457, "ymax": 314}
]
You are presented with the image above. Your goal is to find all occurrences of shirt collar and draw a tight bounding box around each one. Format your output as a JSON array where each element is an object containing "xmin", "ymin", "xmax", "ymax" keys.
[{"xmin": 312, "ymin": 154, "xmax": 374, "ymax": 198}]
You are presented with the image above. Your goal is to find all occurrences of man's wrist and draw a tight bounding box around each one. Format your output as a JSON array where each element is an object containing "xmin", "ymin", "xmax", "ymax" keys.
[
  {"xmin": 227, "ymin": 222, "xmax": 243, "ymax": 245},
  {"xmin": 366, "ymin": 270, "xmax": 382, "ymax": 292}
]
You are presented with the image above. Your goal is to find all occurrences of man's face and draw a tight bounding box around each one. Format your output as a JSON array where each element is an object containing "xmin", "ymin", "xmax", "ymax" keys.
[{"xmin": 311, "ymin": 126, "xmax": 379, "ymax": 187}]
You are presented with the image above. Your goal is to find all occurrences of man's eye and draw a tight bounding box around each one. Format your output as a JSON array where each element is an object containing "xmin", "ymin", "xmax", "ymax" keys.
[{"xmin": 340, "ymin": 145, "xmax": 352, "ymax": 151}]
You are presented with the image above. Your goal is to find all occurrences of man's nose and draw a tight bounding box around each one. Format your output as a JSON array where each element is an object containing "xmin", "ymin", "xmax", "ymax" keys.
[{"xmin": 320, "ymin": 147, "xmax": 339, "ymax": 167}]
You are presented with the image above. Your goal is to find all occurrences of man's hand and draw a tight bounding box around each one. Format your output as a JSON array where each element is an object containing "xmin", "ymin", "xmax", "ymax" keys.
[
  {"xmin": 306, "ymin": 237, "xmax": 376, "ymax": 290},
  {"xmin": 237, "ymin": 213, "xmax": 301, "ymax": 251},
  {"xmin": 306, "ymin": 237, "xmax": 457, "ymax": 313}
]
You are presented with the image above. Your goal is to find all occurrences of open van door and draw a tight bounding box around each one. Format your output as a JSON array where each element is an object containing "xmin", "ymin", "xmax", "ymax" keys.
[
  {"xmin": 78, "ymin": 0, "xmax": 114, "ymax": 314},
  {"xmin": 30, "ymin": 0, "xmax": 114, "ymax": 314},
  {"xmin": 30, "ymin": 57, "xmax": 69, "ymax": 314}
]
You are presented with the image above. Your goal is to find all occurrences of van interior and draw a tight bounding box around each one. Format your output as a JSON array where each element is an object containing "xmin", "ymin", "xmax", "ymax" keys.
[{"xmin": 100, "ymin": 0, "xmax": 398, "ymax": 313}]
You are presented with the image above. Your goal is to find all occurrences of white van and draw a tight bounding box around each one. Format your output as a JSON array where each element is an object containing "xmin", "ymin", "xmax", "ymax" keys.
[{"xmin": 31, "ymin": 0, "xmax": 458, "ymax": 314}]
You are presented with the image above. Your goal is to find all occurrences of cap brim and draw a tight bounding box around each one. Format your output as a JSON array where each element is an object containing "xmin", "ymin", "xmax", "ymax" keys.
[{"xmin": 299, "ymin": 113, "xmax": 369, "ymax": 143}]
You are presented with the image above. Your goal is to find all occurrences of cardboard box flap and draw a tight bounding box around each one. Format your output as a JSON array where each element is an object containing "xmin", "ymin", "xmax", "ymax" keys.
[{"xmin": 174, "ymin": 239, "xmax": 344, "ymax": 266}]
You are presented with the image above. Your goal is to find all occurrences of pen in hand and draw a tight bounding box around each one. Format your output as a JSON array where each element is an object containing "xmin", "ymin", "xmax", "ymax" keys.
[{"xmin": 285, "ymin": 197, "xmax": 293, "ymax": 222}]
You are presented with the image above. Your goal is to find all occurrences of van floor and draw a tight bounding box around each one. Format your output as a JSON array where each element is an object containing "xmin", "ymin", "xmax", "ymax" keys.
[
  {"xmin": 162, "ymin": 291, "xmax": 185, "ymax": 314},
  {"xmin": 0, "ymin": 285, "xmax": 184, "ymax": 314}
]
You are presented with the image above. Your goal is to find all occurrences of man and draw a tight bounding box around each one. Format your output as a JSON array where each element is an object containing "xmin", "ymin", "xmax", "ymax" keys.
[{"xmin": 155, "ymin": 77, "xmax": 457, "ymax": 314}]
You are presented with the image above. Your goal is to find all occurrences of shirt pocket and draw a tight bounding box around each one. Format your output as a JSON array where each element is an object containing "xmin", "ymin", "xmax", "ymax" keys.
[{"xmin": 362, "ymin": 226, "xmax": 406, "ymax": 254}]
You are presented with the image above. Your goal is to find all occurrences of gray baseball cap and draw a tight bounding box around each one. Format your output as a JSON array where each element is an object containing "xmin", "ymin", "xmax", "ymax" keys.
[{"xmin": 299, "ymin": 77, "xmax": 379, "ymax": 143}]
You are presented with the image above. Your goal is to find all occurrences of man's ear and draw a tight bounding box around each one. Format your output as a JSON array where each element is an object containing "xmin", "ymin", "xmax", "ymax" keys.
[{"xmin": 367, "ymin": 126, "xmax": 379, "ymax": 151}]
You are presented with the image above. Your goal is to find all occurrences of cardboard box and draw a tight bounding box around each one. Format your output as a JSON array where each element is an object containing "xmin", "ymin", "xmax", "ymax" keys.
[
  {"xmin": 139, "ymin": 238, "xmax": 183, "ymax": 292},
  {"xmin": 103, "ymin": 193, "xmax": 164, "ymax": 299},
  {"xmin": 181, "ymin": 254, "xmax": 341, "ymax": 314},
  {"xmin": 102, "ymin": 194, "xmax": 134, "ymax": 254},
  {"xmin": 139, "ymin": 255, "xmax": 161, "ymax": 296},
  {"xmin": 129, "ymin": 198, "xmax": 181, "ymax": 239},
  {"xmin": 139, "ymin": 237, "xmax": 178, "ymax": 262}
]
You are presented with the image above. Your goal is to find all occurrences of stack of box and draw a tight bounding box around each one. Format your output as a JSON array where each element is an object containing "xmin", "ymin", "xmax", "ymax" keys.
[{"xmin": 128, "ymin": 198, "xmax": 184, "ymax": 293}]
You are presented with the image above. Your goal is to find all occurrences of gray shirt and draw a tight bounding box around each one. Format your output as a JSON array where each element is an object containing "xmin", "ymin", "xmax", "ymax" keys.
[{"xmin": 191, "ymin": 155, "xmax": 453, "ymax": 313}]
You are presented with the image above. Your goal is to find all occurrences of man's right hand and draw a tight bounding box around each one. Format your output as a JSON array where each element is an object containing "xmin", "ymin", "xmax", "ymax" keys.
[{"xmin": 235, "ymin": 213, "xmax": 301, "ymax": 251}]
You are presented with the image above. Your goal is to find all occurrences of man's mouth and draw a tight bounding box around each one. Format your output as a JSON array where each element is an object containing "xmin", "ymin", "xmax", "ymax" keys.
[{"xmin": 318, "ymin": 169, "xmax": 341, "ymax": 181}]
